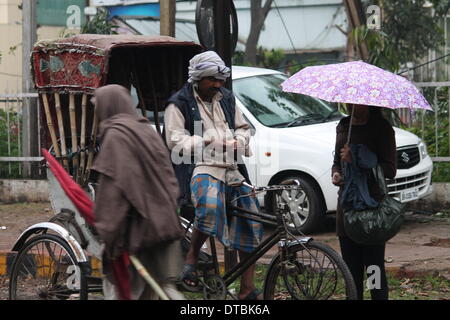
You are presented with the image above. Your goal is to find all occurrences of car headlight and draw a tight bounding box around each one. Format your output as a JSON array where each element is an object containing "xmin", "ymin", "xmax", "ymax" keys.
[{"xmin": 419, "ymin": 140, "xmax": 428, "ymax": 159}]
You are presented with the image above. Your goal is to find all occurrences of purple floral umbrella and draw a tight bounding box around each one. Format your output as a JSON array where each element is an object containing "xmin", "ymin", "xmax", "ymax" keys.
[{"xmin": 281, "ymin": 61, "xmax": 433, "ymax": 111}]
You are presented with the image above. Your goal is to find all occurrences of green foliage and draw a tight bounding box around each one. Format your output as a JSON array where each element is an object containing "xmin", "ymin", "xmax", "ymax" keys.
[
  {"xmin": 356, "ymin": 0, "xmax": 450, "ymax": 72},
  {"xmin": 403, "ymin": 86, "xmax": 450, "ymax": 182},
  {"xmin": 351, "ymin": 26, "xmax": 401, "ymax": 72},
  {"xmin": 286, "ymin": 59, "xmax": 327, "ymax": 76},
  {"xmin": 8, "ymin": 45, "xmax": 18, "ymax": 56},
  {"xmin": 384, "ymin": 270, "xmax": 450, "ymax": 300},
  {"xmin": 58, "ymin": 28, "xmax": 78, "ymax": 38},
  {"xmin": 0, "ymin": 110, "xmax": 22, "ymax": 178},
  {"xmin": 365, "ymin": 0, "xmax": 449, "ymax": 66},
  {"xmin": 430, "ymin": 0, "xmax": 450, "ymax": 15},
  {"xmin": 431, "ymin": 163, "xmax": 450, "ymax": 183},
  {"xmin": 233, "ymin": 48, "xmax": 285, "ymax": 70},
  {"xmin": 408, "ymin": 87, "xmax": 449, "ymax": 157},
  {"xmin": 353, "ymin": 1, "xmax": 450, "ymax": 181},
  {"xmin": 186, "ymin": 264, "xmax": 450, "ymax": 300},
  {"xmin": 232, "ymin": 51, "xmax": 253, "ymax": 67},
  {"xmin": 80, "ymin": 9, "xmax": 118, "ymax": 35},
  {"xmin": 0, "ymin": 46, "xmax": 18, "ymax": 64},
  {"xmin": 257, "ymin": 48, "xmax": 285, "ymax": 69}
]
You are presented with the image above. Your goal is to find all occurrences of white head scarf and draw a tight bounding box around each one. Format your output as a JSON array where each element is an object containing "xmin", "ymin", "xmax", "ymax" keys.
[{"xmin": 188, "ymin": 51, "xmax": 231, "ymax": 83}]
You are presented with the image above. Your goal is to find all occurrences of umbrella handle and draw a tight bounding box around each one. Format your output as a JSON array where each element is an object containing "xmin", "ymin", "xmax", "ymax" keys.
[
  {"xmin": 341, "ymin": 103, "xmax": 355, "ymax": 180},
  {"xmin": 346, "ymin": 103, "xmax": 355, "ymax": 146}
]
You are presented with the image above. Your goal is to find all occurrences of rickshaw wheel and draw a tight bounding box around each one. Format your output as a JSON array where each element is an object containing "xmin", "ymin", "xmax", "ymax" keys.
[{"xmin": 9, "ymin": 234, "xmax": 88, "ymax": 300}]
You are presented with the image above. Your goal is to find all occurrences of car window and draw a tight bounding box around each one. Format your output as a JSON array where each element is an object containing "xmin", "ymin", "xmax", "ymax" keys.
[{"xmin": 233, "ymin": 73, "xmax": 341, "ymax": 127}]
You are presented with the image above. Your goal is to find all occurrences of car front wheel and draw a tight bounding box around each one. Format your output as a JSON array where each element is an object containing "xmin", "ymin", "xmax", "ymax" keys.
[{"xmin": 270, "ymin": 176, "xmax": 326, "ymax": 235}]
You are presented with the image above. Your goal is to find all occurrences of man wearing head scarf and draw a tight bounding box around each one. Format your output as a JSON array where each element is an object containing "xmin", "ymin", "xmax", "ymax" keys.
[
  {"xmin": 164, "ymin": 51, "xmax": 263, "ymax": 300},
  {"xmin": 92, "ymin": 84, "xmax": 184, "ymax": 300}
]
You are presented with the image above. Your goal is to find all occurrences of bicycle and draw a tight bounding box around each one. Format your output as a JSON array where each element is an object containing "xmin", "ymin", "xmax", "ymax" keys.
[
  {"xmin": 178, "ymin": 180, "xmax": 358, "ymax": 300},
  {"xmin": 8, "ymin": 173, "xmax": 357, "ymax": 300}
]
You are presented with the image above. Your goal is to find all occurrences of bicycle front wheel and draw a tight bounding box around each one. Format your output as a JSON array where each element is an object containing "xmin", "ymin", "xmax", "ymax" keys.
[
  {"xmin": 9, "ymin": 234, "xmax": 88, "ymax": 300},
  {"xmin": 264, "ymin": 240, "xmax": 357, "ymax": 300}
]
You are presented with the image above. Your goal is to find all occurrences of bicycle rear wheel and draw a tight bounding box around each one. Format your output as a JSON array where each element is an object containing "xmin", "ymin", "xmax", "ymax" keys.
[
  {"xmin": 264, "ymin": 240, "xmax": 357, "ymax": 300},
  {"xmin": 9, "ymin": 234, "xmax": 88, "ymax": 300}
]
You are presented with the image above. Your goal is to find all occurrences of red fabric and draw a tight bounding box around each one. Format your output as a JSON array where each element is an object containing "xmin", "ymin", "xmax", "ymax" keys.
[
  {"xmin": 33, "ymin": 51, "xmax": 104, "ymax": 93},
  {"xmin": 42, "ymin": 149, "xmax": 94, "ymax": 225},
  {"xmin": 42, "ymin": 149, "xmax": 131, "ymax": 300},
  {"xmin": 112, "ymin": 252, "xmax": 131, "ymax": 300}
]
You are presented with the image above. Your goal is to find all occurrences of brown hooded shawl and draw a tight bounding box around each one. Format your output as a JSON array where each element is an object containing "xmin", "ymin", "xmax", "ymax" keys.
[{"xmin": 92, "ymin": 85, "xmax": 182, "ymax": 259}]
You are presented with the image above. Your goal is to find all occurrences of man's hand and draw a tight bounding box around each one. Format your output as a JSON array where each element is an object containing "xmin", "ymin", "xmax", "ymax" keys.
[
  {"xmin": 332, "ymin": 172, "xmax": 344, "ymax": 186},
  {"xmin": 340, "ymin": 144, "xmax": 352, "ymax": 163},
  {"xmin": 204, "ymin": 138, "xmax": 237, "ymax": 154},
  {"xmin": 220, "ymin": 139, "xmax": 238, "ymax": 152}
]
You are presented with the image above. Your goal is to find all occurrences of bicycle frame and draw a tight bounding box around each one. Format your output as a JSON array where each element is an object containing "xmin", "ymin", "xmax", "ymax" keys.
[{"xmin": 217, "ymin": 198, "xmax": 312, "ymax": 289}]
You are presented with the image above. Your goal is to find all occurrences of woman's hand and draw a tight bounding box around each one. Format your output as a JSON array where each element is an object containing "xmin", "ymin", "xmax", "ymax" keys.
[
  {"xmin": 332, "ymin": 172, "xmax": 344, "ymax": 186},
  {"xmin": 340, "ymin": 144, "xmax": 352, "ymax": 163}
]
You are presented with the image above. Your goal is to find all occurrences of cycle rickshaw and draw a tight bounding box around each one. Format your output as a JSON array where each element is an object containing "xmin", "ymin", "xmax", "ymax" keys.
[{"xmin": 8, "ymin": 34, "xmax": 356, "ymax": 300}]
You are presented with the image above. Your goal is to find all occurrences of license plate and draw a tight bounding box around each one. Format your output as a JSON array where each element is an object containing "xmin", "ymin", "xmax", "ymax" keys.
[{"xmin": 400, "ymin": 188, "xmax": 419, "ymax": 202}]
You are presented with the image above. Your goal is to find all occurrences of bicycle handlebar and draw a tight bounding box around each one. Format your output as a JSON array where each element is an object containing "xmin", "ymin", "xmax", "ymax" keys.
[
  {"xmin": 242, "ymin": 179, "xmax": 301, "ymax": 193},
  {"xmin": 231, "ymin": 180, "xmax": 302, "ymax": 204}
]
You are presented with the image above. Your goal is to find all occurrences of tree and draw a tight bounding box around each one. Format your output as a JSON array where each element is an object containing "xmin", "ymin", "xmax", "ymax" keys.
[
  {"xmin": 244, "ymin": 0, "xmax": 274, "ymax": 65},
  {"xmin": 354, "ymin": 0, "xmax": 450, "ymax": 72},
  {"xmin": 378, "ymin": 0, "xmax": 449, "ymax": 65},
  {"xmin": 80, "ymin": 9, "xmax": 118, "ymax": 35}
]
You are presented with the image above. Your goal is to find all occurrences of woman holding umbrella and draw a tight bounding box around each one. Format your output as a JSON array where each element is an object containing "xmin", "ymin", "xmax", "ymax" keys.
[
  {"xmin": 281, "ymin": 60, "xmax": 433, "ymax": 300},
  {"xmin": 331, "ymin": 103, "xmax": 396, "ymax": 300}
]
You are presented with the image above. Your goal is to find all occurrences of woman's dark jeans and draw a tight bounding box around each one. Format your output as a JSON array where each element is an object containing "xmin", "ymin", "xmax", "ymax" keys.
[{"xmin": 339, "ymin": 236, "xmax": 389, "ymax": 300}]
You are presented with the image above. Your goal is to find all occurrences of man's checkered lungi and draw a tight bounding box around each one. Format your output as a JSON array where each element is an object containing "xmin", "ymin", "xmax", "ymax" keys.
[{"xmin": 190, "ymin": 174, "xmax": 263, "ymax": 253}]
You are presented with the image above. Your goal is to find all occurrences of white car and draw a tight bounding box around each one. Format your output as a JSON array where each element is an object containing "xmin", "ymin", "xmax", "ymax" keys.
[{"xmin": 231, "ymin": 66, "xmax": 433, "ymax": 233}]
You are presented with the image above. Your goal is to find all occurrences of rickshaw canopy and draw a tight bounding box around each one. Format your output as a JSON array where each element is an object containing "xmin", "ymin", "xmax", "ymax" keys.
[
  {"xmin": 33, "ymin": 34, "xmax": 203, "ymax": 186},
  {"xmin": 32, "ymin": 34, "xmax": 203, "ymax": 101}
]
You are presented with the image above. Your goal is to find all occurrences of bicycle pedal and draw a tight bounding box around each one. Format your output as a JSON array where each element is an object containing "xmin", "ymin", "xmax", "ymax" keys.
[
  {"xmin": 281, "ymin": 261, "xmax": 296, "ymax": 269},
  {"xmin": 177, "ymin": 280, "xmax": 203, "ymax": 293}
]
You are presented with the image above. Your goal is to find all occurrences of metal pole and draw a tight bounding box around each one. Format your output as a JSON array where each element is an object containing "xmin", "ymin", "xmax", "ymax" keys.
[
  {"xmin": 445, "ymin": 17, "xmax": 448, "ymax": 80},
  {"xmin": 214, "ymin": 0, "xmax": 237, "ymax": 272},
  {"xmin": 6, "ymin": 92, "xmax": 11, "ymax": 175},
  {"xmin": 214, "ymin": 0, "xmax": 233, "ymax": 91},
  {"xmin": 420, "ymin": 88, "xmax": 424, "ymax": 142},
  {"xmin": 160, "ymin": 0, "xmax": 176, "ymax": 37},
  {"xmin": 21, "ymin": 0, "xmax": 38, "ymax": 178},
  {"xmin": 16, "ymin": 87, "xmax": 22, "ymax": 176},
  {"xmin": 434, "ymin": 88, "xmax": 438, "ymax": 157}
]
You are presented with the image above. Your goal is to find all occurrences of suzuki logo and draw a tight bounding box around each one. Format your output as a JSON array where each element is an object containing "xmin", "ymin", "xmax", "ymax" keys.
[{"xmin": 401, "ymin": 152, "xmax": 410, "ymax": 163}]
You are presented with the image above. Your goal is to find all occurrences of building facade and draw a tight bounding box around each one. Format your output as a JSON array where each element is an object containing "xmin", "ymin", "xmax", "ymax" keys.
[{"xmin": 0, "ymin": 0, "xmax": 85, "ymax": 93}]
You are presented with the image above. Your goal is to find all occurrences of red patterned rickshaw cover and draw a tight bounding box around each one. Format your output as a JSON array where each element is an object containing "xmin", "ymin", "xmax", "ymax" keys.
[
  {"xmin": 31, "ymin": 34, "xmax": 202, "ymax": 94},
  {"xmin": 32, "ymin": 46, "xmax": 106, "ymax": 93}
]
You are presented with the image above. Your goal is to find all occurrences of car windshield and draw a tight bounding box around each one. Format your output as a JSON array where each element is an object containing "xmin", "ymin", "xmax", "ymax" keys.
[{"xmin": 233, "ymin": 73, "xmax": 342, "ymax": 127}]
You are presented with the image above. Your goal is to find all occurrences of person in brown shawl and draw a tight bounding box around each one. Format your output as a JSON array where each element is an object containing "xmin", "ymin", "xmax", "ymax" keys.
[{"xmin": 91, "ymin": 84, "xmax": 184, "ymax": 300}]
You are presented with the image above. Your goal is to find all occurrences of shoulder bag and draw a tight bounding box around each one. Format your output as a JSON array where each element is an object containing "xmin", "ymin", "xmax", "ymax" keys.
[{"xmin": 343, "ymin": 165, "xmax": 406, "ymax": 245}]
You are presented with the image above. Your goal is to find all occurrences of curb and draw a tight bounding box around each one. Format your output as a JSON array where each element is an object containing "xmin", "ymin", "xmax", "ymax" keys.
[
  {"xmin": 0, "ymin": 252, "xmax": 12, "ymax": 277},
  {"xmin": 0, "ymin": 251, "xmax": 102, "ymax": 277},
  {"xmin": 0, "ymin": 250, "xmax": 243, "ymax": 277}
]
